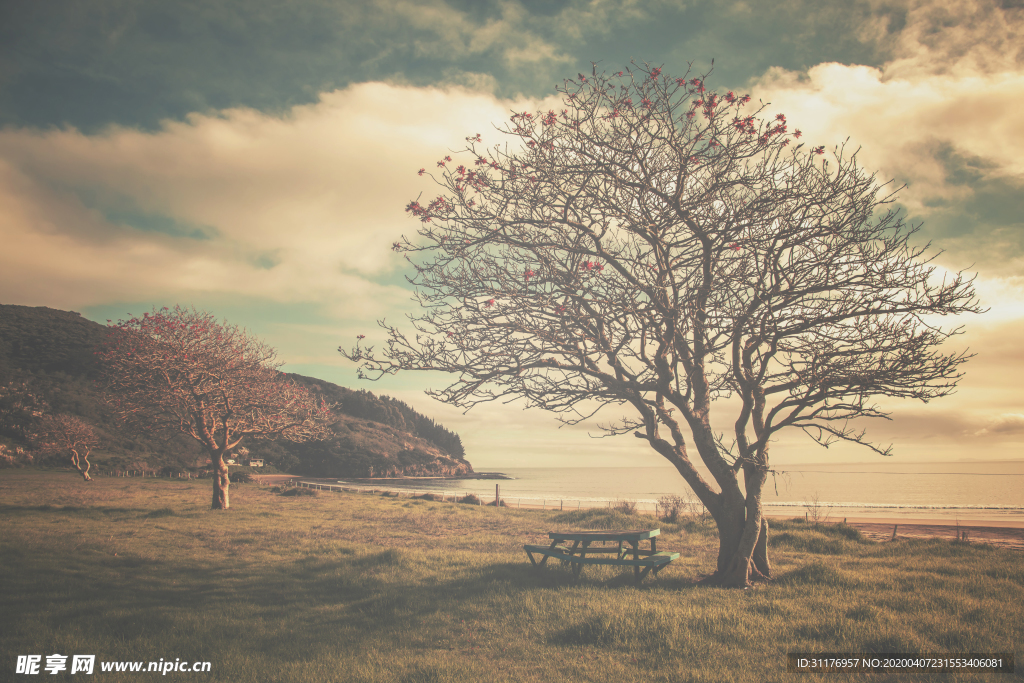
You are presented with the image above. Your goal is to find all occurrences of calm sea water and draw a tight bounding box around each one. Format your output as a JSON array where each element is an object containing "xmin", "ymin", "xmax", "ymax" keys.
[{"xmin": 331, "ymin": 461, "xmax": 1024, "ymax": 523}]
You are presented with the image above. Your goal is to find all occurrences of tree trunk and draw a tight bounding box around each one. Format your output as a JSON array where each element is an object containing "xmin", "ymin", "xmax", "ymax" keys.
[
  {"xmin": 211, "ymin": 454, "xmax": 230, "ymax": 510},
  {"xmin": 714, "ymin": 489, "xmax": 747, "ymax": 574},
  {"xmin": 702, "ymin": 469, "xmax": 771, "ymax": 588},
  {"xmin": 71, "ymin": 451, "xmax": 93, "ymax": 482},
  {"xmin": 753, "ymin": 517, "xmax": 771, "ymax": 578},
  {"xmin": 658, "ymin": 423, "xmax": 772, "ymax": 588}
]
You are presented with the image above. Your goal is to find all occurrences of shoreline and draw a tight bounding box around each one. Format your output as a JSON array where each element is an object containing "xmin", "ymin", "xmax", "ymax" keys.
[
  {"xmin": 263, "ymin": 475, "xmax": 1024, "ymax": 550},
  {"xmin": 337, "ymin": 472, "xmax": 513, "ymax": 481}
]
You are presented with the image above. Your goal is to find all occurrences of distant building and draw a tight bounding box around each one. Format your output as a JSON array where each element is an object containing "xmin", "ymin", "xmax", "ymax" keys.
[{"xmin": 250, "ymin": 459, "xmax": 264, "ymax": 467}]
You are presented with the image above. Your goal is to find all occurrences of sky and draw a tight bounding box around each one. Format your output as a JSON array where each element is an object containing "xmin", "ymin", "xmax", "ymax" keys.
[{"xmin": 1, "ymin": 0, "xmax": 1022, "ymax": 470}]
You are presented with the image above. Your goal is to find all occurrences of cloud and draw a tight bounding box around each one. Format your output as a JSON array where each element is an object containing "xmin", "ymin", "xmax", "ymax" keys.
[
  {"xmin": 0, "ymin": 81, "xmax": 555, "ymax": 313},
  {"xmin": 974, "ymin": 413, "xmax": 1024, "ymax": 437},
  {"xmin": 748, "ymin": 0, "xmax": 1024, "ymax": 269},
  {"xmin": 752, "ymin": 65, "xmax": 1024, "ymax": 212},
  {"xmin": 882, "ymin": 0, "xmax": 1023, "ymax": 79}
]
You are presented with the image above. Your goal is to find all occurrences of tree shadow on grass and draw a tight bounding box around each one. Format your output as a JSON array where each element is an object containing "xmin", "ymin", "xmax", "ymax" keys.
[{"xmin": 2, "ymin": 539, "xmax": 710, "ymax": 665}]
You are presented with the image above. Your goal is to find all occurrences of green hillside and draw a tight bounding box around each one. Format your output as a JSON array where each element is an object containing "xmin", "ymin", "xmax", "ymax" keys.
[{"xmin": 0, "ymin": 304, "xmax": 472, "ymax": 477}]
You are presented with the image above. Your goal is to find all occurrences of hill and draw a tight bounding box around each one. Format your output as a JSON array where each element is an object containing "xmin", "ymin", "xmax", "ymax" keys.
[{"xmin": 0, "ymin": 304, "xmax": 473, "ymax": 477}]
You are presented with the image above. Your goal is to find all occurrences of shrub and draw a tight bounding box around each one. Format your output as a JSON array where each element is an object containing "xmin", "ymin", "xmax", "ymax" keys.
[
  {"xmin": 457, "ymin": 493, "xmax": 481, "ymax": 505},
  {"xmin": 280, "ymin": 487, "xmax": 317, "ymax": 497},
  {"xmin": 229, "ymin": 471, "xmax": 254, "ymax": 484},
  {"xmin": 658, "ymin": 491, "xmax": 709, "ymax": 523},
  {"xmin": 658, "ymin": 494, "xmax": 685, "ymax": 522},
  {"xmin": 613, "ymin": 499, "xmax": 638, "ymax": 514}
]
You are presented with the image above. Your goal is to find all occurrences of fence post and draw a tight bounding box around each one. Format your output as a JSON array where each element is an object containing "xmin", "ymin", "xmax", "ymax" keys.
[{"xmin": 496, "ymin": 484, "xmax": 500, "ymax": 507}]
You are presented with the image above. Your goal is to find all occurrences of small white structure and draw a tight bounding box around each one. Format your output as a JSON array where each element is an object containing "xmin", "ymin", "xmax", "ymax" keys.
[{"xmin": 250, "ymin": 459, "xmax": 264, "ymax": 467}]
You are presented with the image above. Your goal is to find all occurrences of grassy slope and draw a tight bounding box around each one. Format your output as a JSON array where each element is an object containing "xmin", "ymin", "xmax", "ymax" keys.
[{"xmin": 1, "ymin": 471, "xmax": 1020, "ymax": 683}]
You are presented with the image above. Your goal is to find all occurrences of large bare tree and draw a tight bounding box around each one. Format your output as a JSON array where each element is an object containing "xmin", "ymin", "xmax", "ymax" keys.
[
  {"xmin": 101, "ymin": 306, "xmax": 334, "ymax": 509},
  {"xmin": 341, "ymin": 63, "xmax": 982, "ymax": 586},
  {"xmin": 34, "ymin": 413, "xmax": 98, "ymax": 481}
]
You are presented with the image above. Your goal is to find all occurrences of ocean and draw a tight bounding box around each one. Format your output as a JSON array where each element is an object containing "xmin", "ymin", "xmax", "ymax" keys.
[{"xmin": 328, "ymin": 460, "xmax": 1024, "ymax": 523}]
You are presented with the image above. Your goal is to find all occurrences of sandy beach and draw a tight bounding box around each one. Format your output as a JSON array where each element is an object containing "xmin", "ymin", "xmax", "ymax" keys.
[{"xmin": 834, "ymin": 520, "xmax": 1024, "ymax": 551}]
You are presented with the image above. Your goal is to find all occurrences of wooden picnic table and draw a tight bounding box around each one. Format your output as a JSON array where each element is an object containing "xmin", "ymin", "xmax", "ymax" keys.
[{"xmin": 524, "ymin": 529, "xmax": 679, "ymax": 584}]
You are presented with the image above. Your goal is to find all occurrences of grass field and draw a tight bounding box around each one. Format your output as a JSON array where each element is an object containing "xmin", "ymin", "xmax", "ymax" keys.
[{"xmin": 1, "ymin": 471, "xmax": 1020, "ymax": 682}]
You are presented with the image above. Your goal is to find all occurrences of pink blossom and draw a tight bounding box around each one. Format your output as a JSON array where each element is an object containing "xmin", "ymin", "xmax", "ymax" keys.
[{"xmin": 418, "ymin": 168, "xmax": 426, "ymax": 176}]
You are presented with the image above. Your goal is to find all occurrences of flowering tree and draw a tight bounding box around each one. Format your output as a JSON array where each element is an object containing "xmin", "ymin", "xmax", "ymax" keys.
[
  {"xmin": 101, "ymin": 306, "xmax": 334, "ymax": 509},
  {"xmin": 342, "ymin": 63, "xmax": 981, "ymax": 586},
  {"xmin": 34, "ymin": 413, "xmax": 99, "ymax": 481}
]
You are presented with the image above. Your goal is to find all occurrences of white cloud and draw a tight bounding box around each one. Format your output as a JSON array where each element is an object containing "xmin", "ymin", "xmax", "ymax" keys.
[
  {"xmin": 974, "ymin": 413, "xmax": 1024, "ymax": 437},
  {"xmin": 883, "ymin": 0, "xmax": 1023, "ymax": 79},
  {"xmin": 0, "ymin": 82, "xmax": 553, "ymax": 313},
  {"xmin": 752, "ymin": 64, "xmax": 1024, "ymax": 212},
  {"xmin": 750, "ymin": 0, "xmax": 1024, "ymax": 214}
]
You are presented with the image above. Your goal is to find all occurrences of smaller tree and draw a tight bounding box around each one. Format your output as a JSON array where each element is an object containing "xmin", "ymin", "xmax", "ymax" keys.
[
  {"xmin": 0, "ymin": 381, "xmax": 49, "ymax": 441},
  {"xmin": 99, "ymin": 306, "xmax": 335, "ymax": 509},
  {"xmin": 35, "ymin": 413, "xmax": 99, "ymax": 481}
]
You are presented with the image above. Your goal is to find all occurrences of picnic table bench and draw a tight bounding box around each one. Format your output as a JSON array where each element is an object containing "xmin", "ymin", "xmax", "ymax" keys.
[{"xmin": 524, "ymin": 529, "xmax": 678, "ymax": 584}]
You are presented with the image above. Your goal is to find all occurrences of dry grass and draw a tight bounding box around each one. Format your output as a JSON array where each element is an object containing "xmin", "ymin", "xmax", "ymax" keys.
[{"xmin": 1, "ymin": 470, "xmax": 1020, "ymax": 682}]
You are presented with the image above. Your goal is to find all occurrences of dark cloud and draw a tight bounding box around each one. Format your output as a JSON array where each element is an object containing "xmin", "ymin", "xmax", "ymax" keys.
[
  {"xmin": 908, "ymin": 159, "xmax": 1024, "ymax": 273},
  {"xmin": 0, "ymin": 0, "xmax": 909, "ymax": 132}
]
